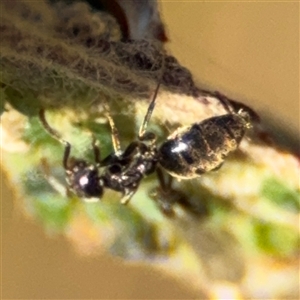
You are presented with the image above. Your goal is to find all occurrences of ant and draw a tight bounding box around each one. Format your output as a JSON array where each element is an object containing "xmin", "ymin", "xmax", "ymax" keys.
[{"xmin": 39, "ymin": 83, "xmax": 251, "ymax": 215}]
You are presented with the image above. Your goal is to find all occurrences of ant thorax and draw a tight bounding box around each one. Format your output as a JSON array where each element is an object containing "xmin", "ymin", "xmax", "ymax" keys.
[{"xmin": 101, "ymin": 141, "xmax": 158, "ymax": 200}]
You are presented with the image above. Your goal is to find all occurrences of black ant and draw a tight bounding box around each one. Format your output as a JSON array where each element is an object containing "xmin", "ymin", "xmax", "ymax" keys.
[{"xmin": 39, "ymin": 83, "xmax": 251, "ymax": 215}]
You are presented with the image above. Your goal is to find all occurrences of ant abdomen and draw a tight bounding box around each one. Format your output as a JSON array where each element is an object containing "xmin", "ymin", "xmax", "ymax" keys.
[{"xmin": 158, "ymin": 112, "xmax": 250, "ymax": 179}]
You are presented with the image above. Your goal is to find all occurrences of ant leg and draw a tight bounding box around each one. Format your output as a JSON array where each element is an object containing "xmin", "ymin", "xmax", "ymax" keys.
[
  {"xmin": 138, "ymin": 82, "xmax": 161, "ymax": 141},
  {"xmin": 215, "ymin": 92, "xmax": 252, "ymax": 129},
  {"xmin": 154, "ymin": 168, "xmax": 175, "ymax": 216},
  {"xmin": 165, "ymin": 173, "xmax": 173, "ymax": 191},
  {"xmin": 214, "ymin": 92, "xmax": 235, "ymax": 114},
  {"xmin": 39, "ymin": 109, "xmax": 71, "ymax": 171},
  {"xmin": 120, "ymin": 188, "xmax": 137, "ymax": 205},
  {"xmin": 156, "ymin": 167, "xmax": 174, "ymax": 192},
  {"xmin": 91, "ymin": 135, "xmax": 101, "ymax": 165},
  {"xmin": 105, "ymin": 112, "xmax": 122, "ymax": 157},
  {"xmin": 156, "ymin": 167, "xmax": 168, "ymax": 192},
  {"xmin": 62, "ymin": 142, "xmax": 71, "ymax": 171}
]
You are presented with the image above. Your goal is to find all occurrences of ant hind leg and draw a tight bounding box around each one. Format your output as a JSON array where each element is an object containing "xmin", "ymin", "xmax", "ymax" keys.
[{"xmin": 153, "ymin": 168, "xmax": 176, "ymax": 217}]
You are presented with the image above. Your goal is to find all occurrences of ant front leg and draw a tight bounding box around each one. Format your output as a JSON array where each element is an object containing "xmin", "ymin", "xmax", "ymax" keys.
[
  {"xmin": 120, "ymin": 187, "xmax": 138, "ymax": 205},
  {"xmin": 62, "ymin": 141, "xmax": 71, "ymax": 170}
]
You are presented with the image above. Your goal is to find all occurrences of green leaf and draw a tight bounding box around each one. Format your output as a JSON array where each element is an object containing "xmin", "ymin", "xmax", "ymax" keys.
[
  {"xmin": 261, "ymin": 177, "xmax": 300, "ymax": 212},
  {"xmin": 253, "ymin": 219, "xmax": 299, "ymax": 258}
]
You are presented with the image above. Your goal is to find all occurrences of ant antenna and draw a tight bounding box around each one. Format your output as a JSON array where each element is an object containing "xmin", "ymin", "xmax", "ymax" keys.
[
  {"xmin": 39, "ymin": 109, "xmax": 71, "ymax": 170},
  {"xmin": 105, "ymin": 112, "xmax": 122, "ymax": 156},
  {"xmin": 138, "ymin": 82, "xmax": 161, "ymax": 139},
  {"xmin": 39, "ymin": 109, "xmax": 62, "ymax": 141},
  {"xmin": 139, "ymin": 55, "xmax": 166, "ymax": 139}
]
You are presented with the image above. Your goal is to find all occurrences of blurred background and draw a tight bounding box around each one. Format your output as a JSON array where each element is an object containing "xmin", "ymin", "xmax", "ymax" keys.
[
  {"xmin": 161, "ymin": 1, "xmax": 298, "ymax": 151},
  {"xmin": 1, "ymin": 1, "xmax": 298, "ymax": 298}
]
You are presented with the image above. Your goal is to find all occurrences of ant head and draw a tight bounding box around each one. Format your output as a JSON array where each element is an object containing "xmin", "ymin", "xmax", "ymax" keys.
[{"xmin": 66, "ymin": 159, "xmax": 104, "ymax": 199}]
